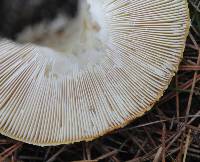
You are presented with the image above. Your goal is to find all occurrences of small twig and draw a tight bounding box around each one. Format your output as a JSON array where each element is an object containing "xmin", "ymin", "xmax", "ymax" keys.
[
  {"xmin": 143, "ymin": 127, "xmax": 157, "ymax": 148},
  {"xmin": 185, "ymin": 48, "xmax": 200, "ymax": 120},
  {"xmin": 119, "ymin": 114, "xmax": 200, "ymax": 133},
  {"xmin": 176, "ymin": 132, "xmax": 185, "ymax": 162},
  {"xmin": 187, "ymin": 153, "xmax": 200, "ymax": 159},
  {"xmin": 44, "ymin": 147, "xmax": 52, "ymax": 161},
  {"xmin": 129, "ymin": 135, "xmax": 147, "ymax": 154},
  {"xmin": 85, "ymin": 143, "xmax": 91, "ymax": 160},
  {"xmin": 165, "ymin": 111, "xmax": 200, "ymax": 151},
  {"xmin": 0, "ymin": 142, "xmax": 22, "ymax": 161},
  {"xmin": 46, "ymin": 146, "xmax": 67, "ymax": 162},
  {"xmin": 160, "ymin": 74, "xmax": 200, "ymax": 104},
  {"xmin": 134, "ymin": 138, "xmax": 148, "ymax": 158},
  {"xmin": 183, "ymin": 129, "xmax": 192, "ymax": 162},
  {"xmin": 153, "ymin": 147, "xmax": 163, "ymax": 162},
  {"xmin": 94, "ymin": 142, "xmax": 121, "ymax": 162},
  {"xmin": 191, "ymin": 25, "xmax": 200, "ymax": 37},
  {"xmin": 176, "ymin": 76, "xmax": 180, "ymax": 121},
  {"xmin": 95, "ymin": 149, "xmax": 118, "ymax": 161},
  {"xmin": 19, "ymin": 156, "xmax": 44, "ymax": 161},
  {"xmin": 161, "ymin": 123, "xmax": 166, "ymax": 162},
  {"xmin": 179, "ymin": 65, "xmax": 200, "ymax": 71}
]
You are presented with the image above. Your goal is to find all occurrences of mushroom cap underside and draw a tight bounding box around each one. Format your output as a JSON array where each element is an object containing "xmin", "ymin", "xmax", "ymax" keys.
[{"xmin": 0, "ymin": 0, "xmax": 190, "ymax": 146}]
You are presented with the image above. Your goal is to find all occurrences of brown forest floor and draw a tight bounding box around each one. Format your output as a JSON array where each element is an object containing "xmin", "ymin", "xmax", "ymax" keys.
[{"xmin": 0, "ymin": 0, "xmax": 200, "ymax": 162}]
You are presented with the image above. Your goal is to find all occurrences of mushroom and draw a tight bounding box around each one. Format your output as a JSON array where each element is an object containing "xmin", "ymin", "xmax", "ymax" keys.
[{"xmin": 0, "ymin": 0, "xmax": 190, "ymax": 146}]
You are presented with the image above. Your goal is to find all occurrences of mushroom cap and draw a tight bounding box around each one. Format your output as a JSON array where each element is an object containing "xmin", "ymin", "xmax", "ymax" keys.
[{"xmin": 0, "ymin": 0, "xmax": 190, "ymax": 146}]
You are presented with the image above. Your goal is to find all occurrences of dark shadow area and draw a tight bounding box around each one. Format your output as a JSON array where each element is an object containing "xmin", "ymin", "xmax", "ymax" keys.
[{"xmin": 0, "ymin": 0, "xmax": 78, "ymax": 39}]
